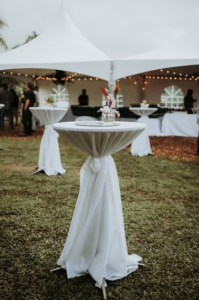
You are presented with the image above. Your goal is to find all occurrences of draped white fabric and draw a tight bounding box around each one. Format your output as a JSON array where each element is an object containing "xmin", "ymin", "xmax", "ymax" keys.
[
  {"xmin": 148, "ymin": 119, "xmax": 162, "ymax": 136},
  {"xmin": 53, "ymin": 122, "xmax": 145, "ymax": 287},
  {"xmin": 162, "ymin": 113, "xmax": 198, "ymax": 137},
  {"xmin": 129, "ymin": 108, "xmax": 156, "ymax": 156},
  {"xmin": 130, "ymin": 116, "xmax": 152, "ymax": 156},
  {"xmin": 30, "ymin": 108, "xmax": 67, "ymax": 176}
]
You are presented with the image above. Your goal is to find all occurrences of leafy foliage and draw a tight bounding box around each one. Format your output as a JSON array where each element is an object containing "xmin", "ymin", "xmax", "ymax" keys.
[
  {"xmin": 0, "ymin": 18, "xmax": 8, "ymax": 49},
  {"xmin": 12, "ymin": 31, "xmax": 38, "ymax": 49}
]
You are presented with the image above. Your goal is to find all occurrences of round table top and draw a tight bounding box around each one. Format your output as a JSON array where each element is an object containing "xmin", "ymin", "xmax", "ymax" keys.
[
  {"xmin": 30, "ymin": 107, "xmax": 68, "ymax": 125},
  {"xmin": 129, "ymin": 107, "xmax": 157, "ymax": 116},
  {"xmin": 53, "ymin": 121, "xmax": 145, "ymax": 133},
  {"xmin": 30, "ymin": 107, "xmax": 68, "ymax": 111},
  {"xmin": 0, "ymin": 104, "xmax": 5, "ymax": 109}
]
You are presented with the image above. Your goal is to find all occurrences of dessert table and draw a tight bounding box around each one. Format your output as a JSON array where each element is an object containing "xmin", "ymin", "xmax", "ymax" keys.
[
  {"xmin": 29, "ymin": 107, "xmax": 68, "ymax": 176},
  {"xmin": 0, "ymin": 104, "xmax": 5, "ymax": 150},
  {"xmin": 52, "ymin": 121, "xmax": 145, "ymax": 299},
  {"xmin": 129, "ymin": 108, "xmax": 157, "ymax": 156}
]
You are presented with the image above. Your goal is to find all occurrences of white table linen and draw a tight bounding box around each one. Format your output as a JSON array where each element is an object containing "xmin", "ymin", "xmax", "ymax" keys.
[
  {"xmin": 53, "ymin": 121, "xmax": 145, "ymax": 287},
  {"xmin": 162, "ymin": 113, "xmax": 198, "ymax": 137},
  {"xmin": 30, "ymin": 107, "xmax": 67, "ymax": 176},
  {"xmin": 129, "ymin": 108, "xmax": 157, "ymax": 156}
]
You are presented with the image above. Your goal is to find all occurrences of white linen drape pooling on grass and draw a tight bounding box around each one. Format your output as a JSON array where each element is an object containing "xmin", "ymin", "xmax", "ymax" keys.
[
  {"xmin": 53, "ymin": 124, "xmax": 145, "ymax": 288},
  {"xmin": 38, "ymin": 125, "xmax": 66, "ymax": 176},
  {"xmin": 131, "ymin": 116, "xmax": 152, "ymax": 156}
]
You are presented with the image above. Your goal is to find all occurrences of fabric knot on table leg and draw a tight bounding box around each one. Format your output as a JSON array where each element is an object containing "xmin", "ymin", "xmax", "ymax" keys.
[
  {"xmin": 82, "ymin": 157, "xmax": 102, "ymax": 174},
  {"xmin": 45, "ymin": 124, "xmax": 59, "ymax": 138}
]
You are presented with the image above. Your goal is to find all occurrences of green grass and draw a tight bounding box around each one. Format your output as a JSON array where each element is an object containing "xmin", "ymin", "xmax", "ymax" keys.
[{"xmin": 0, "ymin": 137, "xmax": 199, "ymax": 299}]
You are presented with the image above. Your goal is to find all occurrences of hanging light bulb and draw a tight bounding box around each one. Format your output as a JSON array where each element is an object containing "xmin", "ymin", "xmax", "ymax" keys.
[
  {"xmin": 146, "ymin": 76, "xmax": 148, "ymax": 78},
  {"xmin": 161, "ymin": 77, "xmax": 163, "ymax": 79},
  {"xmin": 149, "ymin": 76, "xmax": 151, "ymax": 79},
  {"xmin": 78, "ymin": 78, "xmax": 81, "ymax": 81},
  {"xmin": 167, "ymin": 71, "xmax": 169, "ymax": 73},
  {"xmin": 32, "ymin": 75, "xmax": 35, "ymax": 78},
  {"xmin": 134, "ymin": 81, "xmax": 137, "ymax": 84},
  {"xmin": 157, "ymin": 76, "xmax": 160, "ymax": 79},
  {"xmin": 123, "ymin": 77, "xmax": 126, "ymax": 79},
  {"xmin": 185, "ymin": 74, "xmax": 188, "ymax": 77},
  {"xmin": 179, "ymin": 73, "xmax": 182, "ymax": 76},
  {"xmin": 179, "ymin": 77, "xmax": 182, "ymax": 80},
  {"xmin": 96, "ymin": 78, "xmax": 98, "ymax": 80},
  {"xmin": 160, "ymin": 69, "xmax": 163, "ymax": 72},
  {"xmin": 117, "ymin": 80, "xmax": 119, "ymax": 82},
  {"xmin": 173, "ymin": 72, "xmax": 176, "ymax": 75},
  {"xmin": 129, "ymin": 76, "xmax": 131, "ymax": 79},
  {"xmin": 25, "ymin": 74, "xmax": 27, "ymax": 77},
  {"xmin": 84, "ymin": 78, "xmax": 87, "ymax": 81},
  {"xmin": 90, "ymin": 78, "xmax": 92, "ymax": 80},
  {"xmin": 10, "ymin": 72, "xmax": 13, "ymax": 75},
  {"xmin": 165, "ymin": 77, "xmax": 168, "ymax": 80},
  {"xmin": 153, "ymin": 76, "xmax": 155, "ymax": 79},
  {"xmin": 3, "ymin": 71, "xmax": 5, "ymax": 74},
  {"xmin": 142, "ymin": 87, "xmax": 145, "ymax": 90},
  {"xmin": 18, "ymin": 73, "xmax": 20, "ymax": 76},
  {"xmin": 170, "ymin": 77, "xmax": 172, "ymax": 80}
]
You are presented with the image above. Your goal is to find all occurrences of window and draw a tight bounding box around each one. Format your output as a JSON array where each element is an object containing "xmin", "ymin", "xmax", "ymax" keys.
[{"xmin": 161, "ymin": 85, "xmax": 184, "ymax": 109}]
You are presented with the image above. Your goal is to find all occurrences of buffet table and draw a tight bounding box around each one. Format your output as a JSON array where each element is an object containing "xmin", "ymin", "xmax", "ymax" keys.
[
  {"xmin": 52, "ymin": 121, "xmax": 145, "ymax": 298},
  {"xmin": 129, "ymin": 108, "xmax": 157, "ymax": 156},
  {"xmin": 162, "ymin": 113, "xmax": 198, "ymax": 137},
  {"xmin": 30, "ymin": 107, "xmax": 68, "ymax": 176}
]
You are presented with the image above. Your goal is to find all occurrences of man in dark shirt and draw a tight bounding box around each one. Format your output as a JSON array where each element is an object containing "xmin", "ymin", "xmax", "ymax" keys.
[
  {"xmin": 78, "ymin": 89, "xmax": 89, "ymax": 106},
  {"xmin": 184, "ymin": 89, "xmax": 197, "ymax": 114},
  {"xmin": 21, "ymin": 82, "xmax": 36, "ymax": 136},
  {"xmin": 0, "ymin": 83, "xmax": 14, "ymax": 129}
]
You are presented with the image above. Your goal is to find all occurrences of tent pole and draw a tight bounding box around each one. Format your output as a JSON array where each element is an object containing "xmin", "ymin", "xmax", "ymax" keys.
[{"xmin": 109, "ymin": 61, "xmax": 114, "ymax": 95}]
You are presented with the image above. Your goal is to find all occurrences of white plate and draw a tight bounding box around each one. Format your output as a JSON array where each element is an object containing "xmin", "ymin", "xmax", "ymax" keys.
[{"xmin": 75, "ymin": 121, "xmax": 120, "ymax": 127}]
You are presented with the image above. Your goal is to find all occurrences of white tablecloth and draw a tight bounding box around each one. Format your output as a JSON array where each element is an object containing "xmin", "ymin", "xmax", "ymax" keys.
[
  {"xmin": 30, "ymin": 107, "xmax": 67, "ymax": 176},
  {"xmin": 129, "ymin": 108, "xmax": 157, "ymax": 156},
  {"xmin": 162, "ymin": 113, "xmax": 198, "ymax": 137},
  {"xmin": 53, "ymin": 121, "xmax": 145, "ymax": 287}
]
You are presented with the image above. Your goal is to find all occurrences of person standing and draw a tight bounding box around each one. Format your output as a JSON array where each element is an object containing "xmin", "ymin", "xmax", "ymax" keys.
[
  {"xmin": 20, "ymin": 82, "xmax": 36, "ymax": 136},
  {"xmin": 10, "ymin": 89, "xmax": 19, "ymax": 126},
  {"xmin": 78, "ymin": 89, "xmax": 89, "ymax": 106},
  {"xmin": 0, "ymin": 83, "xmax": 14, "ymax": 129},
  {"xmin": 184, "ymin": 89, "xmax": 197, "ymax": 114}
]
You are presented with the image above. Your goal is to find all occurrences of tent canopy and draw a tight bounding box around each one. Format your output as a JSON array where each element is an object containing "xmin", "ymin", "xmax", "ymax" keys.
[{"xmin": 0, "ymin": 0, "xmax": 199, "ymax": 80}]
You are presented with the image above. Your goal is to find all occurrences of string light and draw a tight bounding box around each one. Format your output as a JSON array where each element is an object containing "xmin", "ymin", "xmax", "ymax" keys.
[
  {"xmin": 192, "ymin": 75, "xmax": 194, "ymax": 78},
  {"xmin": 173, "ymin": 72, "xmax": 176, "ymax": 74},
  {"xmin": 84, "ymin": 78, "xmax": 87, "ymax": 81},
  {"xmin": 167, "ymin": 71, "xmax": 169, "ymax": 73},
  {"xmin": 149, "ymin": 76, "xmax": 151, "ymax": 79},
  {"xmin": 146, "ymin": 76, "xmax": 148, "ymax": 78},
  {"xmin": 32, "ymin": 75, "xmax": 35, "ymax": 78},
  {"xmin": 157, "ymin": 76, "xmax": 160, "ymax": 79},
  {"xmin": 90, "ymin": 78, "xmax": 92, "ymax": 80},
  {"xmin": 142, "ymin": 87, "xmax": 145, "ymax": 90},
  {"xmin": 179, "ymin": 73, "xmax": 182, "ymax": 76},
  {"xmin": 18, "ymin": 73, "xmax": 20, "ymax": 76},
  {"xmin": 123, "ymin": 77, "xmax": 126, "ymax": 79},
  {"xmin": 25, "ymin": 74, "xmax": 27, "ymax": 77},
  {"xmin": 185, "ymin": 74, "xmax": 188, "ymax": 77},
  {"xmin": 117, "ymin": 80, "xmax": 119, "ymax": 82},
  {"xmin": 144, "ymin": 81, "xmax": 147, "ymax": 84},
  {"xmin": 78, "ymin": 78, "xmax": 81, "ymax": 81},
  {"xmin": 153, "ymin": 76, "xmax": 155, "ymax": 79},
  {"xmin": 170, "ymin": 77, "xmax": 172, "ymax": 80},
  {"xmin": 179, "ymin": 77, "xmax": 182, "ymax": 80},
  {"xmin": 161, "ymin": 77, "xmax": 163, "ymax": 79},
  {"xmin": 3, "ymin": 71, "xmax": 5, "ymax": 74},
  {"xmin": 134, "ymin": 81, "xmax": 137, "ymax": 84},
  {"xmin": 10, "ymin": 72, "xmax": 13, "ymax": 75},
  {"xmin": 96, "ymin": 78, "xmax": 98, "ymax": 80},
  {"xmin": 129, "ymin": 76, "xmax": 131, "ymax": 79},
  {"xmin": 160, "ymin": 69, "xmax": 163, "ymax": 72}
]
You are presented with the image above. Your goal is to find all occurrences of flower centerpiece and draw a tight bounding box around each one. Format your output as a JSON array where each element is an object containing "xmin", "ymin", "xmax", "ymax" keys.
[
  {"xmin": 44, "ymin": 96, "xmax": 56, "ymax": 107},
  {"xmin": 98, "ymin": 86, "xmax": 120, "ymax": 122},
  {"xmin": 140, "ymin": 100, "xmax": 149, "ymax": 108}
]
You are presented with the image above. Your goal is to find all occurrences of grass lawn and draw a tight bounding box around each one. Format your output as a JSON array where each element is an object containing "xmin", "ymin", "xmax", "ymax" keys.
[{"xmin": 0, "ymin": 136, "xmax": 199, "ymax": 299}]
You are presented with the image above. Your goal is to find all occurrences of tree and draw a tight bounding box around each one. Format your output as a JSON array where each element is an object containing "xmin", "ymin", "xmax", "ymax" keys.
[
  {"xmin": 12, "ymin": 31, "xmax": 38, "ymax": 49},
  {"xmin": 0, "ymin": 19, "xmax": 8, "ymax": 49}
]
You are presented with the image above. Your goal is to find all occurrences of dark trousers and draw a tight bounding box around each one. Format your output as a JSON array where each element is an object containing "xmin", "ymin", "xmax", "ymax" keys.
[
  {"xmin": 22, "ymin": 110, "xmax": 32, "ymax": 135},
  {"xmin": 0, "ymin": 109, "xmax": 13, "ymax": 129},
  {"xmin": 197, "ymin": 130, "xmax": 199, "ymax": 155}
]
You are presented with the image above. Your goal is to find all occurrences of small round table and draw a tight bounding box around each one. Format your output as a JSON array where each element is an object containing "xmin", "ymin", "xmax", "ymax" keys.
[
  {"xmin": 30, "ymin": 107, "xmax": 68, "ymax": 176},
  {"xmin": 52, "ymin": 121, "xmax": 145, "ymax": 299},
  {"xmin": 129, "ymin": 107, "xmax": 157, "ymax": 156},
  {"xmin": 0, "ymin": 104, "xmax": 5, "ymax": 150}
]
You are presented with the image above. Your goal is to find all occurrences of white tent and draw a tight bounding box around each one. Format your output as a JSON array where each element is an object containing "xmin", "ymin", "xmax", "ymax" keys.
[
  {"xmin": 1, "ymin": 0, "xmax": 199, "ymax": 81},
  {"xmin": 0, "ymin": 6, "xmax": 111, "ymax": 80}
]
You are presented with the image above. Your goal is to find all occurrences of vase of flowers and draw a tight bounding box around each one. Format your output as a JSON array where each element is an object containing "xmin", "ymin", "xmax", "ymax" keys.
[
  {"xmin": 44, "ymin": 96, "xmax": 56, "ymax": 107},
  {"xmin": 98, "ymin": 86, "xmax": 120, "ymax": 122},
  {"xmin": 140, "ymin": 100, "xmax": 149, "ymax": 108}
]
